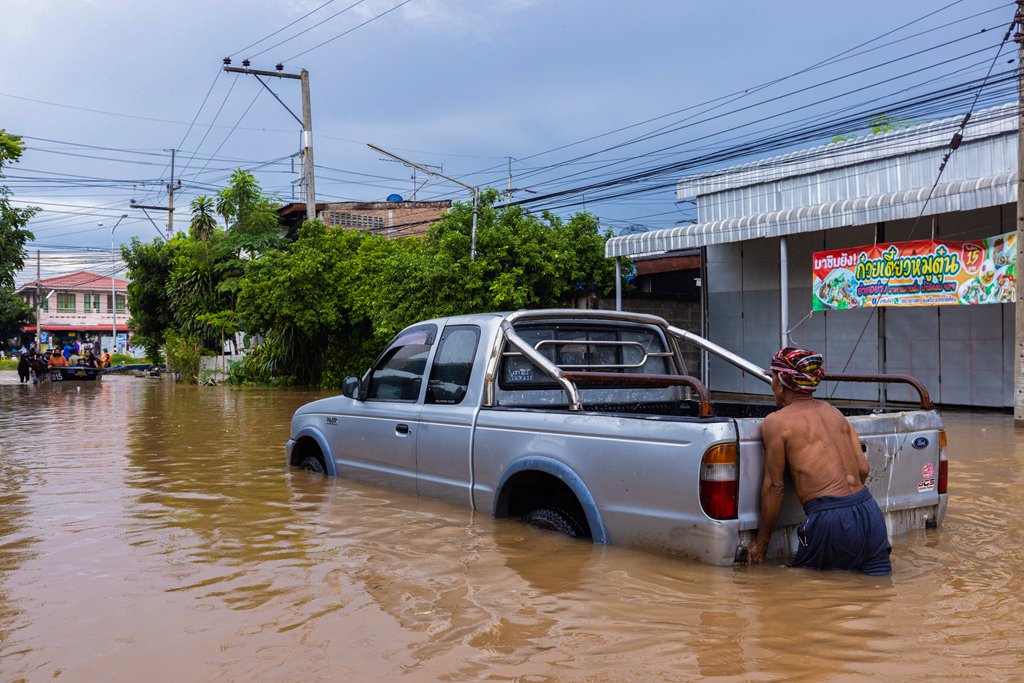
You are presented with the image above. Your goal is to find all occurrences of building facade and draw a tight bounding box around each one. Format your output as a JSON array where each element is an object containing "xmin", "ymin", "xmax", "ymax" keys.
[
  {"xmin": 278, "ymin": 200, "xmax": 452, "ymax": 239},
  {"xmin": 15, "ymin": 271, "xmax": 131, "ymax": 354},
  {"xmin": 606, "ymin": 103, "xmax": 1017, "ymax": 408}
]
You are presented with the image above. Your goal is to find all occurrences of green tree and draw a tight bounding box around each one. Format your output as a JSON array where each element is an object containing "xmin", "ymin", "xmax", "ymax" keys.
[
  {"xmin": 237, "ymin": 193, "xmax": 621, "ymax": 387},
  {"xmin": 189, "ymin": 196, "xmax": 217, "ymax": 242},
  {"xmin": 0, "ymin": 130, "xmax": 39, "ymax": 341},
  {"xmin": 121, "ymin": 237, "xmax": 173, "ymax": 364},
  {"xmin": 124, "ymin": 170, "xmax": 284, "ymax": 376}
]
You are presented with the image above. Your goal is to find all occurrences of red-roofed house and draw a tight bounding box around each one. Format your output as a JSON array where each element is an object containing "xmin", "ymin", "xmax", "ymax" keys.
[{"xmin": 15, "ymin": 271, "xmax": 131, "ymax": 353}]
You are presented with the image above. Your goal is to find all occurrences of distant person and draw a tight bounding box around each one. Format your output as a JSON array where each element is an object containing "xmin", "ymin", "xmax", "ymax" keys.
[
  {"xmin": 746, "ymin": 347, "xmax": 892, "ymax": 576},
  {"xmin": 49, "ymin": 350, "xmax": 68, "ymax": 367},
  {"xmin": 17, "ymin": 353, "xmax": 31, "ymax": 382},
  {"xmin": 101, "ymin": 348, "xmax": 111, "ymax": 368}
]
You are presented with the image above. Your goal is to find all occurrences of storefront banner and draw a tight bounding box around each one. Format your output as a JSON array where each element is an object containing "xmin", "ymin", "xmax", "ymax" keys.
[{"xmin": 812, "ymin": 232, "xmax": 1017, "ymax": 311}]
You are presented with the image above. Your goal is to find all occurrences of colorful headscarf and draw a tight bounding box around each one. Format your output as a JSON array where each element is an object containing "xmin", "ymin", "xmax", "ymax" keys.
[{"xmin": 770, "ymin": 347, "xmax": 824, "ymax": 394}]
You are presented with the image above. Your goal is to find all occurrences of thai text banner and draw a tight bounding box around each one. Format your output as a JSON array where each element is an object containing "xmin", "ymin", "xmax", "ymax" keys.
[{"xmin": 812, "ymin": 232, "xmax": 1017, "ymax": 311}]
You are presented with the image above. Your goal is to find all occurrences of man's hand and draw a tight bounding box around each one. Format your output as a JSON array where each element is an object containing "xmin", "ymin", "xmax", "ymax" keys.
[{"xmin": 746, "ymin": 537, "xmax": 768, "ymax": 565}]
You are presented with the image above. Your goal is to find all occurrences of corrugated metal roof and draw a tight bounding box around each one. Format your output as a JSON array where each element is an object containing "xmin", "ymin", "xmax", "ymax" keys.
[
  {"xmin": 606, "ymin": 171, "xmax": 1016, "ymax": 257},
  {"xmin": 676, "ymin": 103, "xmax": 1016, "ymax": 198}
]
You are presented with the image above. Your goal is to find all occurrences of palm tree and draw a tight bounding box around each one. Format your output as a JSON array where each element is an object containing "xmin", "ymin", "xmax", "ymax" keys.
[{"xmin": 189, "ymin": 196, "xmax": 218, "ymax": 242}]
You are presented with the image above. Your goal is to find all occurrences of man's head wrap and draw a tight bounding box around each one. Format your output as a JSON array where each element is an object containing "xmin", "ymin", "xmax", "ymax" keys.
[{"xmin": 770, "ymin": 347, "xmax": 824, "ymax": 394}]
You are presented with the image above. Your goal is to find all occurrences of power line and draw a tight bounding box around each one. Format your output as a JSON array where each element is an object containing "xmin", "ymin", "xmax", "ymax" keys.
[
  {"xmin": 283, "ymin": 0, "xmax": 416, "ymax": 62},
  {"xmin": 248, "ymin": 0, "xmax": 368, "ymax": 59}
]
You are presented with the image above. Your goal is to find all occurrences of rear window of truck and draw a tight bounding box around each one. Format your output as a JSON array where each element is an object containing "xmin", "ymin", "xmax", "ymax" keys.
[{"xmin": 500, "ymin": 323, "xmax": 673, "ymax": 389}]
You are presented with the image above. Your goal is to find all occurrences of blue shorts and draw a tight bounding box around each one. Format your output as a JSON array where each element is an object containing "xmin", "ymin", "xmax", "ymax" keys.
[{"xmin": 791, "ymin": 487, "xmax": 892, "ymax": 576}]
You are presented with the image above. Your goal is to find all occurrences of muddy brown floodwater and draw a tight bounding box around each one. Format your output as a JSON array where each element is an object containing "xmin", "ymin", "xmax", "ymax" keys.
[{"xmin": 0, "ymin": 374, "xmax": 1022, "ymax": 682}]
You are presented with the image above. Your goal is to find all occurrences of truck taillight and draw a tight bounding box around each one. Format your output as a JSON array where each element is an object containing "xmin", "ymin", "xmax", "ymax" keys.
[
  {"xmin": 700, "ymin": 442, "xmax": 738, "ymax": 520},
  {"xmin": 938, "ymin": 429, "xmax": 948, "ymax": 494}
]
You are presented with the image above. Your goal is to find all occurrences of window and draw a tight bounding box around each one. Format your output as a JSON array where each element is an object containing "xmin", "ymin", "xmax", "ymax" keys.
[
  {"xmin": 326, "ymin": 211, "xmax": 385, "ymax": 232},
  {"xmin": 56, "ymin": 293, "xmax": 76, "ymax": 312},
  {"xmin": 84, "ymin": 293, "xmax": 100, "ymax": 312},
  {"xmin": 500, "ymin": 324, "xmax": 672, "ymax": 388},
  {"xmin": 107, "ymin": 294, "xmax": 125, "ymax": 313},
  {"xmin": 366, "ymin": 324, "xmax": 437, "ymax": 401},
  {"xmin": 426, "ymin": 326, "xmax": 480, "ymax": 405}
]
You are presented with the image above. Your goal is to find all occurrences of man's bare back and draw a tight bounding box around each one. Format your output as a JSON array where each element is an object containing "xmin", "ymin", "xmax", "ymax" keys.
[
  {"xmin": 746, "ymin": 347, "xmax": 892, "ymax": 574},
  {"xmin": 761, "ymin": 398, "xmax": 868, "ymax": 505}
]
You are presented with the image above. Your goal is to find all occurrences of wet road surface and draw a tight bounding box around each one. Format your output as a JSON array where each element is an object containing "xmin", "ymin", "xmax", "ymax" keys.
[{"xmin": 0, "ymin": 374, "xmax": 1021, "ymax": 681}]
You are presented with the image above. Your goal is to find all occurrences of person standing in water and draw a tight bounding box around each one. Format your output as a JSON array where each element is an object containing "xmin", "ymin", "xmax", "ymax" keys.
[{"xmin": 746, "ymin": 347, "xmax": 892, "ymax": 576}]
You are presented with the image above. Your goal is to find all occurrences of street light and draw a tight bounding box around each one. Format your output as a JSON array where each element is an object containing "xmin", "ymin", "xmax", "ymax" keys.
[
  {"xmin": 103, "ymin": 215, "xmax": 128, "ymax": 353},
  {"xmin": 367, "ymin": 143, "xmax": 480, "ymax": 259}
]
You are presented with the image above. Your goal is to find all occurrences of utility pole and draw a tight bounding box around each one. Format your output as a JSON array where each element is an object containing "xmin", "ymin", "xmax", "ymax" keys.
[
  {"xmin": 129, "ymin": 149, "xmax": 179, "ymax": 239},
  {"xmin": 223, "ymin": 60, "xmax": 316, "ymax": 222},
  {"xmin": 35, "ymin": 250, "xmax": 41, "ymax": 350},
  {"xmin": 507, "ymin": 156, "xmax": 513, "ymax": 202},
  {"xmin": 165, "ymin": 148, "xmax": 180, "ymax": 235},
  {"xmin": 1015, "ymin": 0, "xmax": 1024, "ymax": 426},
  {"xmin": 130, "ymin": 200, "xmax": 173, "ymax": 240}
]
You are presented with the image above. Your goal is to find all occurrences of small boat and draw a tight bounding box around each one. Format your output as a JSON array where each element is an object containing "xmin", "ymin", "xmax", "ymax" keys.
[{"xmin": 48, "ymin": 366, "xmax": 104, "ymax": 382}]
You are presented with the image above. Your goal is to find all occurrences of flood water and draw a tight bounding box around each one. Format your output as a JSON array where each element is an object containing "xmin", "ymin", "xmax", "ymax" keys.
[{"xmin": 0, "ymin": 373, "xmax": 1021, "ymax": 682}]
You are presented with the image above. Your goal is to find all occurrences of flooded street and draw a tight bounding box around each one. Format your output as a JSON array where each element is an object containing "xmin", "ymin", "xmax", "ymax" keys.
[{"xmin": 0, "ymin": 374, "xmax": 1021, "ymax": 682}]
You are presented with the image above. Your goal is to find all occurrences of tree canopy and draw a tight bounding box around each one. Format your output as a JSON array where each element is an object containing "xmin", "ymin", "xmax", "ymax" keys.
[
  {"xmin": 124, "ymin": 177, "xmax": 621, "ymax": 387},
  {"xmin": 0, "ymin": 130, "xmax": 38, "ymax": 341},
  {"xmin": 236, "ymin": 190, "xmax": 620, "ymax": 386}
]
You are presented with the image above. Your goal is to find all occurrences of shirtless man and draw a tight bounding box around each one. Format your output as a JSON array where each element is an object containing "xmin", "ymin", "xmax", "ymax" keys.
[{"xmin": 746, "ymin": 347, "xmax": 892, "ymax": 576}]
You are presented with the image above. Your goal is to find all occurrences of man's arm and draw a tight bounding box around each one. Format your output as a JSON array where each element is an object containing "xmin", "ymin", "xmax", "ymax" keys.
[{"xmin": 748, "ymin": 414, "xmax": 787, "ymax": 565}]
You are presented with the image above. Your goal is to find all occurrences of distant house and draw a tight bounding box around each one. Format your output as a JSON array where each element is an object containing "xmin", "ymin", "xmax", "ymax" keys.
[
  {"xmin": 278, "ymin": 200, "xmax": 452, "ymax": 240},
  {"xmin": 15, "ymin": 270, "xmax": 131, "ymax": 353}
]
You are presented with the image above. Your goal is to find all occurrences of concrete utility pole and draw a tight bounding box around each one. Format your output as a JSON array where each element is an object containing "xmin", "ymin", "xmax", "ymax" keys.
[
  {"xmin": 166, "ymin": 148, "xmax": 180, "ymax": 235},
  {"xmin": 128, "ymin": 151, "xmax": 179, "ymax": 238},
  {"xmin": 35, "ymin": 250, "xmax": 41, "ymax": 349},
  {"xmin": 1015, "ymin": 0, "xmax": 1024, "ymax": 426},
  {"xmin": 368, "ymin": 143, "xmax": 480, "ymax": 259},
  {"xmin": 223, "ymin": 60, "xmax": 316, "ymax": 222}
]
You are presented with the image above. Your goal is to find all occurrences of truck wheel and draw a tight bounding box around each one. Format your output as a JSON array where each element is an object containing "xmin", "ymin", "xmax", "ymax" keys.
[
  {"xmin": 523, "ymin": 507, "xmax": 588, "ymax": 539},
  {"xmin": 298, "ymin": 455, "xmax": 326, "ymax": 474}
]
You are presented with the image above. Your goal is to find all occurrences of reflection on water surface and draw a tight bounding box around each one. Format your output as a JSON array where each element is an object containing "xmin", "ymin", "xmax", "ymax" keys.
[{"xmin": 0, "ymin": 375, "xmax": 1020, "ymax": 680}]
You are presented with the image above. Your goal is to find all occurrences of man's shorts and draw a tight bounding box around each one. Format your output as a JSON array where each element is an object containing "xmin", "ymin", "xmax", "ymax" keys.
[{"xmin": 791, "ymin": 487, "xmax": 892, "ymax": 576}]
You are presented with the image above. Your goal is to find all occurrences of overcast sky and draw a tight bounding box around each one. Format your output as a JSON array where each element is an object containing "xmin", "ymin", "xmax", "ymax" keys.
[{"xmin": 2, "ymin": 0, "xmax": 1013, "ymax": 282}]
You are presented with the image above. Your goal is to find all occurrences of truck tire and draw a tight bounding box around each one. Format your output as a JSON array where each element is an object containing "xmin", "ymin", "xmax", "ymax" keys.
[
  {"xmin": 522, "ymin": 507, "xmax": 588, "ymax": 539},
  {"xmin": 298, "ymin": 455, "xmax": 326, "ymax": 474}
]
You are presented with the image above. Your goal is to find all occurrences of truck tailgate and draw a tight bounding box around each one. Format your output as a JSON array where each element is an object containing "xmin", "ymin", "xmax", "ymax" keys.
[{"xmin": 735, "ymin": 409, "xmax": 946, "ymax": 535}]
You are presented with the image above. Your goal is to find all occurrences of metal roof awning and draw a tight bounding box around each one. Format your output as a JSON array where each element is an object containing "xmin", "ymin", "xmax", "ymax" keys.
[{"xmin": 605, "ymin": 171, "xmax": 1016, "ymax": 258}]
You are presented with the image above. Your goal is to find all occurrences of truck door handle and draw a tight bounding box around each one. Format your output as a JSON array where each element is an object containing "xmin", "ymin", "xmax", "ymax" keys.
[{"xmin": 395, "ymin": 423, "xmax": 410, "ymax": 435}]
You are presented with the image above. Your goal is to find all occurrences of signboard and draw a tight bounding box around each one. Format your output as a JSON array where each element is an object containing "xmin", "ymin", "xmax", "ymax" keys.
[{"xmin": 812, "ymin": 232, "xmax": 1017, "ymax": 310}]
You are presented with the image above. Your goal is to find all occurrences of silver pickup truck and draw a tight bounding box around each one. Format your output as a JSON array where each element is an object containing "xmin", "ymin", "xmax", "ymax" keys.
[{"xmin": 286, "ymin": 309, "xmax": 947, "ymax": 566}]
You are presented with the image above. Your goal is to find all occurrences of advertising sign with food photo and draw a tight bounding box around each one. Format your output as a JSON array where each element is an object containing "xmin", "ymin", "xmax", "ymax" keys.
[{"xmin": 812, "ymin": 232, "xmax": 1017, "ymax": 311}]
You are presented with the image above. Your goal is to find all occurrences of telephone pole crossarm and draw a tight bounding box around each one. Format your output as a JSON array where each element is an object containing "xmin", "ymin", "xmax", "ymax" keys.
[{"xmin": 222, "ymin": 61, "xmax": 315, "ymax": 221}]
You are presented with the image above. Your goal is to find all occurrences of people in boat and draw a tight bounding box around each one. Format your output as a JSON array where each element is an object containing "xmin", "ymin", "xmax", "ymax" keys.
[
  {"xmin": 49, "ymin": 349, "xmax": 69, "ymax": 367},
  {"xmin": 84, "ymin": 351, "xmax": 100, "ymax": 368},
  {"xmin": 68, "ymin": 350, "xmax": 81, "ymax": 366},
  {"xmin": 101, "ymin": 349, "xmax": 111, "ymax": 368}
]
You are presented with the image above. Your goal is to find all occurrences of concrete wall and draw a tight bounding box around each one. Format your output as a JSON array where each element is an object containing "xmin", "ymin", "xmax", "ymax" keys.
[{"xmin": 705, "ymin": 203, "xmax": 1013, "ymax": 407}]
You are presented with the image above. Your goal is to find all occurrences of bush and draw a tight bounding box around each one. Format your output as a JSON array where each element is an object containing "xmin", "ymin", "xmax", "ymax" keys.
[
  {"xmin": 110, "ymin": 352, "xmax": 136, "ymax": 366},
  {"xmin": 163, "ymin": 329, "xmax": 203, "ymax": 383},
  {"xmin": 0, "ymin": 359, "xmax": 16, "ymax": 371}
]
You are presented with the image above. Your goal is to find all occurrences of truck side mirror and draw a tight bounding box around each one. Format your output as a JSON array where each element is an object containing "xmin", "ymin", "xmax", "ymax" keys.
[{"xmin": 341, "ymin": 376, "xmax": 363, "ymax": 400}]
